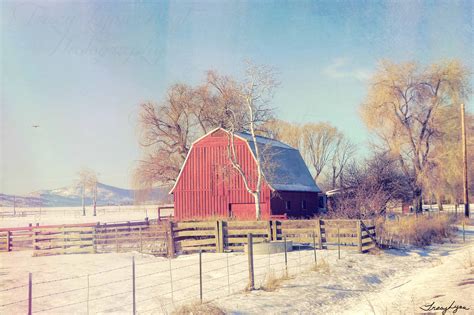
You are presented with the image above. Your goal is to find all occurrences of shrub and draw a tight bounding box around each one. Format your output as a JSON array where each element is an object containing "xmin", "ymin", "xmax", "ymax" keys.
[
  {"xmin": 376, "ymin": 214, "xmax": 455, "ymax": 247},
  {"xmin": 172, "ymin": 302, "xmax": 226, "ymax": 315}
]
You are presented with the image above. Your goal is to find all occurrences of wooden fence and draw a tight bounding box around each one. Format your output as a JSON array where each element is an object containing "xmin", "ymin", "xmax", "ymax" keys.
[
  {"xmin": 33, "ymin": 225, "xmax": 95, "ymax": 257},
  {"xmin": 174, "ymin": 219, "xmax": 376, "ymax": 254},
  {"xmin": 0, "ymin": 218, "xmax": 376, "ymax": 256}
]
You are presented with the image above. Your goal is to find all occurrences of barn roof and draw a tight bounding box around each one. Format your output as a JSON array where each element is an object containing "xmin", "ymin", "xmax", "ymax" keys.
[
  {"xmin": 241, "ymin": 133, "xmax": 321, "ymax": 193},
  {"xmin": 170, "ymin": 128, "xmax": 321, "ymax": 193}
]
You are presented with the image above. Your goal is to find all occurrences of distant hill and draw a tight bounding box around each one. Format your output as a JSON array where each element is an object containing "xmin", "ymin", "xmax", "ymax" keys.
[{"xmin": 0, "ymin": 183, "xmax": 171, "ymax": 207}]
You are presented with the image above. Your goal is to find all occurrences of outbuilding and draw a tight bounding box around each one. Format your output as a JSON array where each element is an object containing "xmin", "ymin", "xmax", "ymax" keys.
[{"xmin": 170, "ymin": 128, "xmax": 324, "ymax": 220}]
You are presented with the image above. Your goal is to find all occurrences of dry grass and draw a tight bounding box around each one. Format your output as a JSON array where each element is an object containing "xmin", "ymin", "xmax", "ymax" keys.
[
  {"xmin": 377, "ymin": 214, "xmax": 455, "ymax": 247},
  {"xmin": 171, "ymin": 302, "xmax": 226, "ymax": 315},
  {"xmin": 311, "ymin": 258, "xmax": 331, "ymax": 274},
  {"xmin": 260, "ymin": 269, "xmax": 293, "ymax": 292},
  {"xmin": 367, "ymin": 247, "xmax": 383, "ymax": 255}
]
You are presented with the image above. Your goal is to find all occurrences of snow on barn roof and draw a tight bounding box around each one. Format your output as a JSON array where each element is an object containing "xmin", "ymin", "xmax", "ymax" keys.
[
  {"xmin": 240, "ymin": 132, "xmax": 321, "ymax": 193},
  {"xmin": 234, "ymin": 132, "xmax": 294, "ymax": 149}
]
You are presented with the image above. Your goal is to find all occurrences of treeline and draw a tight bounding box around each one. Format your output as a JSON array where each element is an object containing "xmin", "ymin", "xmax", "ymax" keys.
[{"xmin": 134, "ymin": 60, "xmax": 473, "ymax": 216}]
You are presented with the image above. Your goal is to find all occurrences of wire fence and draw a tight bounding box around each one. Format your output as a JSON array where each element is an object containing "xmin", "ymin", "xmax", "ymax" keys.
[{"xmin": 0, "ymin": 237, "xmax": 341, "ymax": 314}]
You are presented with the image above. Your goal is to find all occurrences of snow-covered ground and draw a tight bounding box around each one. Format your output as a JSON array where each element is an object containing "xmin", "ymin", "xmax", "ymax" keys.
[
  {"xmin": 1, "ymin": 225, "xmax": 472, "ymax": 314},
  {"xmin": 0, "ymin": 205, "xmax": 173, "ymax": 228},
  {"xmin": 218, "ymin": 226, "xmax": 474, "ymax": 315}
]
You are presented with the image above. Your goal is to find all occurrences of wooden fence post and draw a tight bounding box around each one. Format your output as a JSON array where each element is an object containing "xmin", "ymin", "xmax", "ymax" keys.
[
  {"xmin": 272, "ymin": 220, "xmax": 277, "ymax": 241},
  {"xmin": 7, "ymin": 231, "xmax": 11, "ymax": 252},
  {"xmin": 28, "ymin": 272, "xmax": 32, "ymax": 315},
  {"xmin": 316, "ymin": 219, "xmax": 323, "ymax": 249},
  {"xmin": 139, "ymin": 227, "xmax": 142, "ymax": 253},
  {"xmin": 215, "ymin": 220, "xmax": 224, "ymax": 253},
  {"xmin": 220, "ymin": 220, "xmax": 225, "ymax": 252},
  {"xmin": 357, "ymin": 220, "xmax": 362, "ymax": 253},
  {"xmin": 247, "ymin": 234, "xmax": 254, "ymax": 290},
  {"xmin": 267, "ymin": 221, "xmax": 272, "ymax": 241}
]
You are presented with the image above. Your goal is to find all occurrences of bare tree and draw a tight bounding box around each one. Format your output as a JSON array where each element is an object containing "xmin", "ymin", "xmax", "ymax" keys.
[
  {"xmin": 134, "ymin": 71, "xmax": 252, "ymax": 191},
  {"xmin": 302, "ymin": 123, "xmax": 339, "ymax": 181},
  {"xmin": 361, "ymin": 60, "xmax": 470, "ymax": 211},
  {"xmin": 134, "ymin": 84, "xmax": 205, "ymax": 190},
  {"xmin": 328, "ymin": 153, "xmax": 410, "ymax": 218},
  {"xmin": 329, "ymin": 134, "xmax": 356, "ymax": 189},
  {"xmin": 77, "ymin": 168, "xmax": 98, "ymax": 216},
  {"xmin": 226, "ymin": 62, "xmax": 278, "ymax": 220},
  {"xmin": 263, "ymin": 119, "xmax": 302, "ymax": 149}
]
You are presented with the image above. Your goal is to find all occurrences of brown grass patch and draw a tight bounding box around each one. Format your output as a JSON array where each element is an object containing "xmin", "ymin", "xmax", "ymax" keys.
[
  {"xmin": 311, "ymin": 258, "xmax": 330, "ymax": 274},
  {"xmin": 172, "ymin": 302, "xmax": 226, "ymax": 315},
  {"xmin": 376, "ymin": 214, "xmax": 455, "ymax": 247},
  {"xmin": 260, "ymin": 270, "xmax": 293, "ymax": 292}
]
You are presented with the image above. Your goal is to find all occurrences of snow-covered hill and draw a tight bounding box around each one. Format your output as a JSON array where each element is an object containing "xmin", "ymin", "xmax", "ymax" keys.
[{"xmin": 0, "ymin": 183, "xmax": 170, "ymax": 207}]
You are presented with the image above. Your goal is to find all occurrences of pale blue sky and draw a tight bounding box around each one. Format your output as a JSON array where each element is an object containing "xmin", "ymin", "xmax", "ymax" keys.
[{"xmin": 1, "ymin": 0, "xmax": 472, "ymax": 194}]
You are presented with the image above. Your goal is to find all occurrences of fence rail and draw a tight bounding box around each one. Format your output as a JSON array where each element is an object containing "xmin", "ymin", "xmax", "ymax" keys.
[{"xmin": 0, "ymin": 218, "xmax": 376, "ymax": 256}]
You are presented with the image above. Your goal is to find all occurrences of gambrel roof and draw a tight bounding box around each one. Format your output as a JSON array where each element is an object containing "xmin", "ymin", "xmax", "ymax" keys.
[{"xmin": 170, "ymin": 128, "xmax": 321, "ymax": 193}]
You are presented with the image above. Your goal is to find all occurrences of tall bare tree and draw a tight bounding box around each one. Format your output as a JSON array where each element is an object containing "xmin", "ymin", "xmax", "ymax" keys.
[
  {"xmin": 134, "ymin": 70, "xmax": 257, "ymax": 192},
  {"xmin": 226, "ymin": 63, "xmax": 277, "ymax": 220},
  {"xmin": 302, "ymin": 123, "xmax": 339, "ymax": 181},
  {"xmin": 77, "ymin": 168, "xmax": 98, "ymax": 216},
  {"xmin": 263, "ymin": 119, "xmax": 302, "ymax": 149},
  {"xmin": 134, "ymin": 84, "xmax": 205, "ymax": 190},
  {"xmin": 329, "ymin": 134, "xmax": 356, "ymax": 189},
  {"xmin": 360, "ymin": 60, "xmax": 470, "ymax": 211}
]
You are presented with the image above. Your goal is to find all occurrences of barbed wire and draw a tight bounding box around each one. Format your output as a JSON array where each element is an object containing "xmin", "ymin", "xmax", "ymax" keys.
[{"xmin": 0, "ymin": 283, "xmax": 28, "ymax": 292}]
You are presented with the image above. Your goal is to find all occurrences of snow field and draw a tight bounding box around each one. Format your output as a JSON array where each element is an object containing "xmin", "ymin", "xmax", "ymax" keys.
[
  {"xmin": 0, "ymin": 245, "xmax": 319, "ymax": 314},
  {"xmin": 0, "ymin": 205, "xmax": 172, "ymax": 228}
]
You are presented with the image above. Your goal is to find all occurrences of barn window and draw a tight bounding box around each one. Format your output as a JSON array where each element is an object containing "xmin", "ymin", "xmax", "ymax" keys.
[
  {"xmin": 285, "ymin": 201, "xmax": 291, "ymax": 210},
  {"xmin": 301, "ymin": 200, "xmax": 307, "ymax": 209}
]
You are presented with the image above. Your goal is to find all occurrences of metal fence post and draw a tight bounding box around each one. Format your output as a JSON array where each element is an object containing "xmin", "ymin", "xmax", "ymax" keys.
[
  {"xmin": 463, "ymin": 222, "xmax": 465, "ymax": 243},
  {"xmin": 337, "ymin": 226, "xmax": 341, "ymax": 260},
  {"xmin": 226, "ymin": 252, "xmax": 230, "ymax": 294},
  {"xmin": 87, "ymin": 274, "xmax": 90, "ymax": 315},
  {"xmin": 284, "ymin": 235, "xmax": 288, "ymax": 273},
  {"xmin": 199, "ymin": 250, "xmax": 203, "ymax": 303},
  {"xmin": 247, "ymin": 234, "xmax": 254, "ymax": 290},
  {"xmin": 169, "ymin": 256, "xmax": 174, "ymax": 304},
  {"xmin": 132, "ymin": 257, "xmax": 136, "ymax": 315},
  {"xmin": 28, "ymin": 272, "xmax": 32, "ymax": 315}
]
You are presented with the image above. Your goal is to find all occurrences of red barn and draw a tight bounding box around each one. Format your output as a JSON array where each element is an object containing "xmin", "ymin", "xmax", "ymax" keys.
[{"xmin": 170, "ymin": 128, "xmax": 324, "ymax": 220}]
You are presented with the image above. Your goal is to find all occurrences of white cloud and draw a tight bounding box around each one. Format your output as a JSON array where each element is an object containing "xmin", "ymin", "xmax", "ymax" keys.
[{"xmin": 322, "ymin": 57, "xmax": 372, "ymax": 81}]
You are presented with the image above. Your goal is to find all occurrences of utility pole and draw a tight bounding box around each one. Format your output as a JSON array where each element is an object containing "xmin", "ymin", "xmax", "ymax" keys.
[
  {"xmin": 13, "ymin": 195, "xmax": 16, "ymax": 216},
  {"xmin": 461, "ymin": 103, "xmax": 470, "ymax": 218}
]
